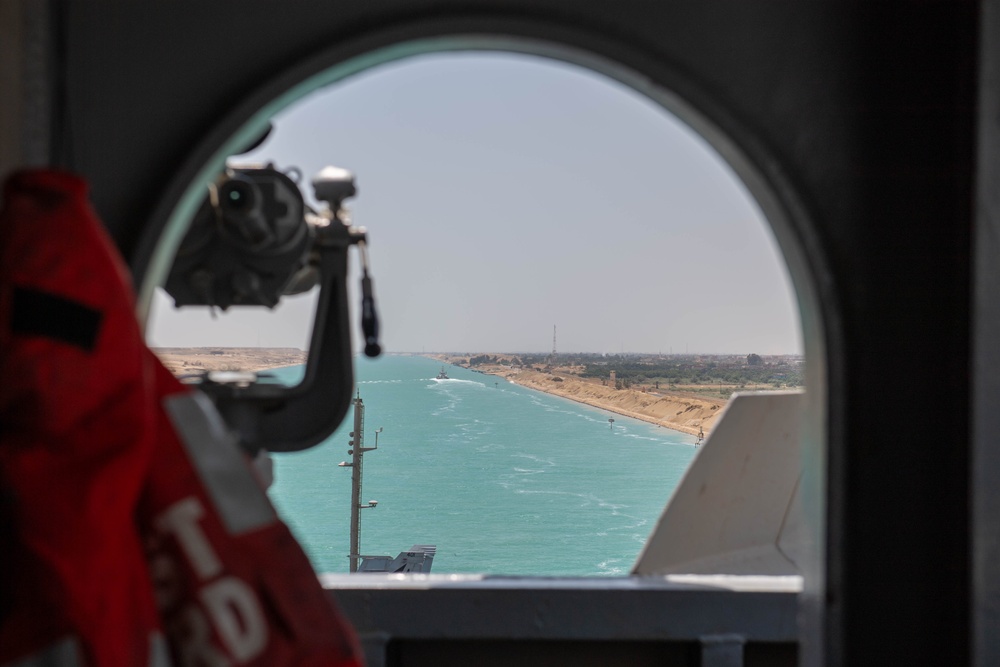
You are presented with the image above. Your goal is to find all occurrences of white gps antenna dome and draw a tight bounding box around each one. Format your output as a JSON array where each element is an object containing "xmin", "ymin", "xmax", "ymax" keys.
[{"xmin": 312, "ymin": 166, "xmax": 356, "ymax": 209}]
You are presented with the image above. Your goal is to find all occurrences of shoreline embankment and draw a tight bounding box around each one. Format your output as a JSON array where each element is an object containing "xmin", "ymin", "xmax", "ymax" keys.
[{"xmin": 428, "ymin": 354, "xmax": 726, "ymax": 437}]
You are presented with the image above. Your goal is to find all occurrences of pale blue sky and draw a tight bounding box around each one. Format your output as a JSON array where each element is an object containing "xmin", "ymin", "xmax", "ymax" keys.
[{"xmin": 147, "ymin": 52, "xmax": 802, "ymax": 355}]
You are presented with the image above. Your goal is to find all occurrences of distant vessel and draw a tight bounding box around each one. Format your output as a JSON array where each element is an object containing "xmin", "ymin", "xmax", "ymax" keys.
[{"xmin": 436, "ymin": 366, "xmax": 449, "ymax": 380}]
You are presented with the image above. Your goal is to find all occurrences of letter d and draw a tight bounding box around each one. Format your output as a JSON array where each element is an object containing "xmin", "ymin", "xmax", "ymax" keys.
[{"xmin": 200, "ymin": 577, "xmax": 268, "ymax": 662}]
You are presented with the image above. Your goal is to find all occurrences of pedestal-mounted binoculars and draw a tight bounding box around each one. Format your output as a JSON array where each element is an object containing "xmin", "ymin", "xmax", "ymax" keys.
[{"xmin": 164, "ymin": 163, "xmax": 380, "ymax": 453}]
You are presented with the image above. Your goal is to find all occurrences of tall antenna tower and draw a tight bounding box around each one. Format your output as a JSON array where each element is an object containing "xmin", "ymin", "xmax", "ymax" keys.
[{"xmin": 552, "ymin": 325, "xmax": 557, "ymax": 357}]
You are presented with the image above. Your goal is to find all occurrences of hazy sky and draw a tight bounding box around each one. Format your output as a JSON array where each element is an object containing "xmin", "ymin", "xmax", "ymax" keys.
[{"xmin": 147, "ymin": 52, "xmax": 802, "ymax": 355}]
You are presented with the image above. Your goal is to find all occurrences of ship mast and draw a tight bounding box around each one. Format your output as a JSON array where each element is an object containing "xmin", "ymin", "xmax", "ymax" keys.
[{"xmin": 339, "ymin": 391, "xmax": 380, "ymax": 572}]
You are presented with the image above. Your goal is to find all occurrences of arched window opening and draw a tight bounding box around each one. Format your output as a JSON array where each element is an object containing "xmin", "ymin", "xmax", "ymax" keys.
[{"xmin": 144, "ymin": 48, "xmax": 817, "ymax": 580}]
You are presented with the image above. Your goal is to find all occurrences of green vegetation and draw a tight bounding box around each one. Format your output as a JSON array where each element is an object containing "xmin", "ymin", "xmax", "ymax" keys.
[
  {"xmin": 468, "ymin": 354, "xmax": 498, "ymax": 366},
  {"xmin": 511, "ymin": 352, "xmax": 804, "ymax": 389},
  {"xmin": 458, "ymin": 352, "xmax": 803, "ymax": 393},
  {"xmin": 582, "ymin": 356, "xmax": 802, "ymax": 389}
]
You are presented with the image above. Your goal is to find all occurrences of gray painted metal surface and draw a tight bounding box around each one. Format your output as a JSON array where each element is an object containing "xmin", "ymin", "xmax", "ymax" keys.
[
  {"xmin": 974, "ymin": 5, "xmax": 1000, "ymax": 665},
  {"xmin": 702, "ymin": 634, "xmax": 748, "ymax": 667},
  {"xmin": 0, "ymin": 0, "xmax": 51, "ymax": 179},
  {"xmin": 358, "ymin": 545, "xmax": 436, "ymax": 573},
  {"xmin": 634, "ymin": 392, "xmax": 806, "ymax": 576},
  {"xmin": 323, "ymin": 575, "xmax": 799, "ymax": 667},
  {"xmin": 2, "ymin": 637, "xmax": 81, "ymax": 667}
]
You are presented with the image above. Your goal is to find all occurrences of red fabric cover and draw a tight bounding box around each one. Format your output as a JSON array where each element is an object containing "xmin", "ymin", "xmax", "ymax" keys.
[
  {"xmin": 0, "ymin": 169, "xmax": 363, "ymax": 665},
  {"xmin": 142, "ymin": 358, "xmax": 363, "ymax": 667},
  {"xmin": 0, "ymin": 170, "xmax": 161, "ymax": 664}
]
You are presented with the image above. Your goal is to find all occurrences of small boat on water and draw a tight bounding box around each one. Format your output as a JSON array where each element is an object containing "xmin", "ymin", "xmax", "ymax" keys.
[{"xmin": 436, "ymin": 367, "xmax": 449, "ymax": 380}]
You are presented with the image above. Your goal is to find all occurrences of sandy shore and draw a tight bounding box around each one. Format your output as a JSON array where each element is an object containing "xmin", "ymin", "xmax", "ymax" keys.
[
  {"xmin": 430, "ymin": 354, "xmax": 728, "ymax": 437},
  {"xmin": 152, "ymin": 347, "xmax": 306, "ymax": 375}
]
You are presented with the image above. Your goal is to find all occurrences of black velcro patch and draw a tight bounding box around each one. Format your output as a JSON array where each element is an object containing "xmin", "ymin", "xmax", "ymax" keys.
[{"xmin": 11, "ymin": 287, "xmax": 103, "ymax": 351}]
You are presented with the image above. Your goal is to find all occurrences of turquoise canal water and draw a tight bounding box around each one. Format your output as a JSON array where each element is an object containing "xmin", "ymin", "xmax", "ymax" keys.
[{"xmin": 267, "ymin": 355, "xmax": 698, "ymax": 576}]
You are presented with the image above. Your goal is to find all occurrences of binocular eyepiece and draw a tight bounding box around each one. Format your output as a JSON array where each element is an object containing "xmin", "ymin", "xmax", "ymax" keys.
[
  {"xmin": 166, "ymin": 163, "xmax": 349, "ymax": 310},
  {"xmin": 217, "ymin": 174, "xmax": 272, "ymax": 246},
  {"xmin": 218, "ymin": 175, "xmax": 256, "ymax": 214}
]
